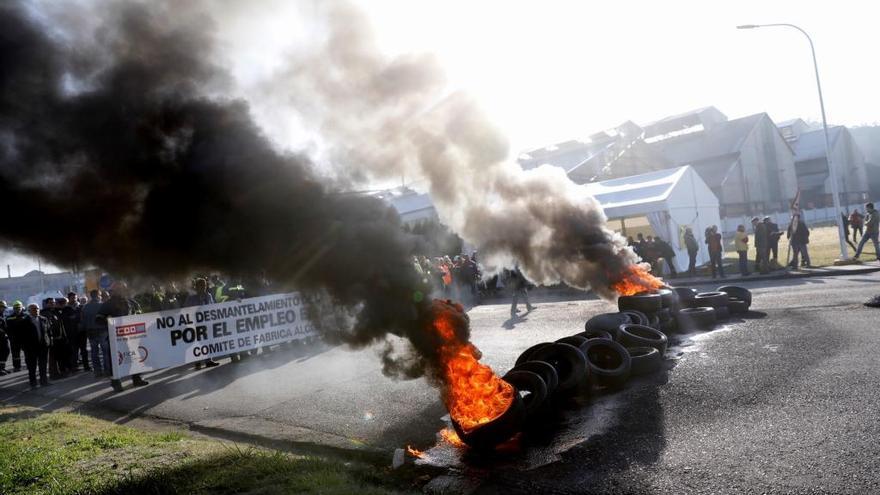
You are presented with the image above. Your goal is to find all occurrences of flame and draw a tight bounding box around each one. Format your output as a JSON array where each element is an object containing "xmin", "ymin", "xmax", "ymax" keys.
[
  {"xmin": 430, "ymin": 300, "xmax": 514, "ymax": 434},
  {"xmin": 611, "ymin": 264, "xmax": 664, "ymax": 296},
  {"xmin": 439, "ymin": 427, "xmax": 465, "ymax": 447},
  {"xmin": 406, "ymin": 445, "xmax": 424, "ymax": 458}
]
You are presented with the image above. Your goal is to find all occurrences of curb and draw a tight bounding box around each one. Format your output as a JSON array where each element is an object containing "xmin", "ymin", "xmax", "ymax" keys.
[
  {"xmin": 667, "ymin": 265, "xmax": 880, "ymax": 287},
  {"xmin": 479, "ymin": 265, "xmax": 880, "ymax": 303}
]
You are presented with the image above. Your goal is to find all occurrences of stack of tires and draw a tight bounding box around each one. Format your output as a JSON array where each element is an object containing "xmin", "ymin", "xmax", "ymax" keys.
[
  {"xmin": 675, "ymin": 285, "xmax": 753, "ymax": 332},
  {"xmin": 459, "ymin": 286, "xmax": 754, "ymax": 449}
]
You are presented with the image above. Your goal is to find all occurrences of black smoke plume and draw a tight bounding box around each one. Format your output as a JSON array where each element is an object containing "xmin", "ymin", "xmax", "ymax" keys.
[{"xmin": 0, "ymin": 1, "xmax": 441, "ymax": 378}]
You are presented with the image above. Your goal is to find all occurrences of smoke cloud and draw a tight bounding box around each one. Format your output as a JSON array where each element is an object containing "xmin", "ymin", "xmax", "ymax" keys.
[
  {"xmin": 0, "ymin": 0, "xmax": 442, "ymax": 377},
  {"xmin": 257, "ymin": 1, "xmax": 640, "ymax": 299},
  {"xmin": 0, "ymin": 0, "xmax": 642, "ymax": 381}
]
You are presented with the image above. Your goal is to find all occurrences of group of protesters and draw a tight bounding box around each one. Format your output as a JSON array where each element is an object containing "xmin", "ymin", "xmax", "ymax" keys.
[
  {"xmin": 0, "ymin": 275, "xmax": 274, "ymax": 392},
  {"xmin": 413, "ymin": 254, "xmax": 482, "ymax": 305},
  {"xmin": 627, "ymin": 234, "xmax": 679, "ymax": 278}
]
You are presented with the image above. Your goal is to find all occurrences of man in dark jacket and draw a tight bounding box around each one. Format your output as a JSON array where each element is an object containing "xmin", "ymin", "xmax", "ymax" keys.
[
  {"xmin": 854, "ymin": 202, "xmax": 880, "ymax": 261},
  {"xmin": 683, "ymin": 228, "xmax": 699, "ymax": 277},
  {"xmin": 654, "ymin": 236, "xmax": 678, "ymax": 278},
  {"xmin": 5, "ymin": 301, "xmax": 27, "ymax": 372},
  {"xmin": 98, "ymin": 283, "xmax": 148, "ymax": 392},
  {"xmin": 0, "ymin": 301, "xmax": 8, "ymax": 375},
  {"xmin": 42, "ymin": 298, "xmax": 68, "ymax": 379},
  {"xmin": 80, "ymin": 290, "xmax": 110, "ymax": 377},
  {"xmin": 751, "ymin": 217, "xmax": 769, "ymax": 274},
  {"xmin": 184, "ymin": 278, "xmax": 220, "ymax": 369},
  {"xmin": 764, "ymin": 217, "xmax": 782, "ymax": 265},
  {"xmin": 22, "ymin": 303, "xmax": 52, "ymax": 388},
  {"xmin": 60, "ymin": 292, "xmax": 89, "ymax": 372},
  {"xmin": 508, "ymin": 267, "xmax": 534, "ymax": 318},
  {"xmin": 787, "ymin": 216, "xmax": 811, "ymax": 268}
]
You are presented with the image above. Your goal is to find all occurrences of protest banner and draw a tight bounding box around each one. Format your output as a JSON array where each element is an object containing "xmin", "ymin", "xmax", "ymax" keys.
[{"xmin": 108, "ymin": 292, "xmax": 319, "ymax": 379}]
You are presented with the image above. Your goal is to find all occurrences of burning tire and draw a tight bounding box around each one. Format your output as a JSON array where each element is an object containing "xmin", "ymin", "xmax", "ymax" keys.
[
  {"xmin": 511, "ymin": 360, "xmax": 559, "ymax": 394},
  {"xmin": 515, "ymin": 342, "xmax": 552, "ymax": 366},
  {"xmin": 556, "ymin": 335, "xmax": 588, "ymax": 349},
  {"xmin": 627, "ymin": 346, "xmax": 663, "ymax": 376},
  {"xmin": 581, "ymin": 339, "xmax": 632, "ymax": 389},
  {"xmin": 617, "ymin": 292, "xmax": 662, "ymax": 313},
  {"xmin": 647, "ymin": 313, "xmax": 661, "ymax": 330},
  {"xmin": 584, "ymin": 312, "xmax": 630, "ymax": 334},
  {"xmin": 677, "ymin": 307, "xmax": 717, "ymax": 331},
  {"xmin": 617, "ymin": 324, "xmax": 668, "ymax": 355},
  {"xmin": 621, "ymin": 309, "xmax": 649, "ymax": 326},
  {"xmin": 694, "ymin": 291, "xmax": 729, "ymax": 309},
  {"xmin": 717, "ymin": 285, "xmax": 752, "ymax": 307},
  {"xmin": 529, "ymin": 343, "xmax": 589, "ymax": 394},
  {"xmin": 502, "ymin": 370, "xmax": 548, "ymax": 418},
  {"xmin": 451, "ymin": 392, "xmax": 526, "ymax": 450},
  {"xmin": 728, "ymin": 298, "xmax": 749, "ymax": 314},
  {"xmin": 575, "ymin": 329, "xmax": 614, "ymax": 341}
]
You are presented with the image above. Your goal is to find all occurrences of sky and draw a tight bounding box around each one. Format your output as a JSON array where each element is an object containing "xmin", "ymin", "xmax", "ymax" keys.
[{"xmin": 3, "ymin": 0, "xmax": 878, "ymax": 275}]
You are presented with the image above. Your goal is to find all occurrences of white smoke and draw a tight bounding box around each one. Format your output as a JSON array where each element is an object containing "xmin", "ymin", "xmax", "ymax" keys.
[{"xmin": 245, "ymin": 1, "xmax": 641, "ymax": 298}]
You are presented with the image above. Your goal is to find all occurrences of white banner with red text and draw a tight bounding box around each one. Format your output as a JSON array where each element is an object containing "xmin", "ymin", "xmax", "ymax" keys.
[{"xmin": 107, "ymin": 292, "xmax": 319, "ymax": 379}]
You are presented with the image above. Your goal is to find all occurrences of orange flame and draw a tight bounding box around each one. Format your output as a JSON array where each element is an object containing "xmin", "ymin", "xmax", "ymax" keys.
[
  {"xmin": 611, "ymin": 264, "xmax": 664, "ymax": 296},
  {"xmin": 406, "ymin": 445, "xmax": 424, "ymax": 458},
  {"xmin": 439, "ymin": 427, "xmax": 465, "ymax": 447},
  {"xmin": 431, "ymin": 300, "xmax": 514, "ymax": 434}
]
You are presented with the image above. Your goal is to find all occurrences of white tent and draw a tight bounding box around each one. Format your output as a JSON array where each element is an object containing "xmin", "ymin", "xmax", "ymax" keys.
[{"xmin": 582, "ymin": 165, "xmax": 721, "ymax": 272}]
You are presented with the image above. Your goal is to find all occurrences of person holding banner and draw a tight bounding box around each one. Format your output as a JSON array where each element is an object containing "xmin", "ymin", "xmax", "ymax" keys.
[
  {"xmin": 184, "ymin": 278, "xmax": 221, "ymax": 369},
  {"xmin": 99, "ymin": 282, "xmax": 148, "ymax": 392}
]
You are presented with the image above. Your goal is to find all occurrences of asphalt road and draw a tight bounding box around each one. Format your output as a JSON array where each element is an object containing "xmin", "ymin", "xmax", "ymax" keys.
[{"xmin": 2, "ymin": 272, "xmax": 880, "ymax": 493}]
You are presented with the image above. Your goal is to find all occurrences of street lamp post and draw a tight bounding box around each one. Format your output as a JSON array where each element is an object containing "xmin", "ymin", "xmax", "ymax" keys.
[{"xmin": 737, "ymin": 23, "xmax": 849, "ymax": 261}]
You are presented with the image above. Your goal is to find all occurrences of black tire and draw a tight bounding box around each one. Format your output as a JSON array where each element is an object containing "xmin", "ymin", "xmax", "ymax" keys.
[
  {"xmin": 584, "ymin": 312, "xmax": 630, "ymax": 333},
  {"xmin": 655, "ymin": 289, "xmax": 676, "ymax": 308},
  {"xmin": 515, "ymin": 342, "xmax": 552, "ymax": 366},
  {"xmin": 581, "ymin": 339, "xmax": 631, "ymax": 388},
  {"xmin": 671, "ymin": 286, "xmax": 698, "ymax": 304},
  {"xmin": 715, "ymin": 306, "xmax": 730, "ymax": 321},
  {"xmin": 655, "ymin": 308, "xmax": 672, "ymax": 322},
  {"xmin": 728, "ymin": 298, "xmax": 749, "ymax": 314},
  {"xmin": 617, "ymin": 324, "xmax": 668, "ymax": 355},
  {"xmin": 452, "ymin": 393, "xmax": 525, "ymax": 450},
  {"xmin": 694, "ymin": 291, "xmax": 729, "ymax": 309},
  {"xmin": 511, "ymin": 360, "xmax": 559, "ymax": 394},
  {"xmin": 621, "ymin": 309, "xmax": 649, "ymax": 326},
  {"xmin": 529, "ymin": 343, "xmax": 589, "ymax": 393},
  {"xmin": 502, "ymin": 370, "xmax": 548, "ymax": 417},
  {"xmin": 647, "ymin": 314, "xmax": 661, "ymax": 330},
  {"xmin": 659, "ymin": 317, "xmax": 678, "ymax": 334},
  {"xmin": 627, "ymin": 346, "xmax": 663, "ymax": 376},
  {"xmin": 574, "ymin": 329, "xmax": 614, "ymax": 341},
  {"xmin": 618, "ymin": 292, "xmax": 662, "ymax": 313},
  {"xmin": 557, "ymin": 335, "xmax": 588, "ymax": 348},
  {"xmin": 677, "ymin": 307, "xmax": 717, "ymax": 331},
  {"xmin": 717, "ymin": 286, "xmax": 752, "ymax": 307}
]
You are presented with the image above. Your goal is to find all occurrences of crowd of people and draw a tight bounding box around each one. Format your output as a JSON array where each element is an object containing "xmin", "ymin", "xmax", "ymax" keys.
[
  {"xmin": 627, "ymin": 234, "xmax": 679, "ymax": 278},
  {"xmin": 0, "ymin": 275, "xmax": 274, "ymax": 392},
  {"xmin": 413, "ymin": 254, "xmax": 484, "ymax": 306}
]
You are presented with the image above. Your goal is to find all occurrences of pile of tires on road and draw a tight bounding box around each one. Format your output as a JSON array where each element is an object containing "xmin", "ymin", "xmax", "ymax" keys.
[{"xmin": 454, "ymin": 285, "xmax": 754, "ymax": 450}]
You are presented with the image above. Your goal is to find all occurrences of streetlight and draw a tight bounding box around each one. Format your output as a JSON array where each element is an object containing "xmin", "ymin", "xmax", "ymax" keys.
[{"xmin": 737, "ymin": 23, "xmax": 849, "ymax": 261}]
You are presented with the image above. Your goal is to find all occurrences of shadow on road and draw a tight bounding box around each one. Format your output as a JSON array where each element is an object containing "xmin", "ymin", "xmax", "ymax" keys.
[{"xmin": 0, "ymin": 340, "xmax": 331, "ymax": 427}]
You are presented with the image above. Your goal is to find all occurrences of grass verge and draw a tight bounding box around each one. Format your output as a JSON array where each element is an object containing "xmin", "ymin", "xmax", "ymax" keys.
[{"xmin": 0, "ymin": 405, "xmax": 418, "ymax": 495}]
